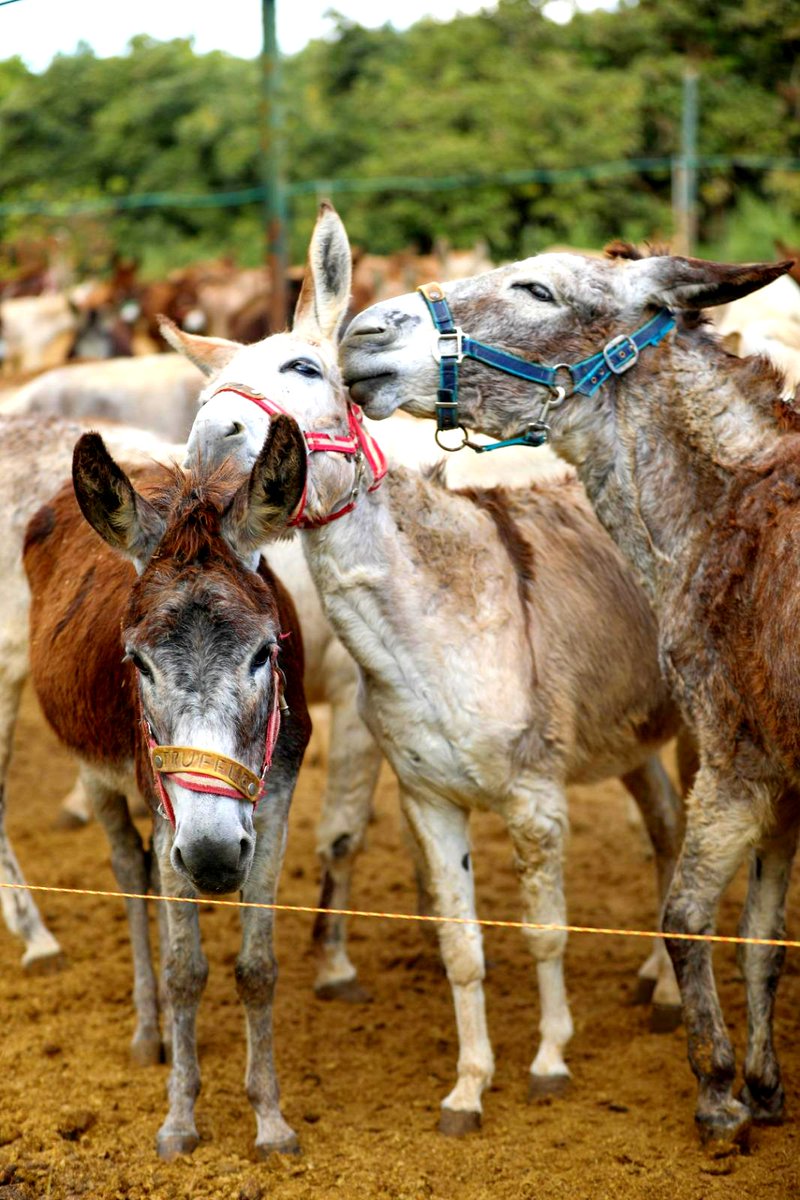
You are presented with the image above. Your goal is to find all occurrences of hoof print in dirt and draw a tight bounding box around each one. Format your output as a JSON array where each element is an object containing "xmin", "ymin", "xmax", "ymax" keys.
[
  {"xmin": 0, "ymin": 1185, "xmax": 35, "ymax": 1200},
  {"xmin": 314, "ymin": 979, "xmax": 373, "ymax": 1004},
  {"xmin": 438, "ymin": 1108, "xmax": 481, "ymax": 1136},
  {"xmin": 56, "ymin": 1109, "xmax": 96, "ymax": 1142},
  {"xmin": 527, "ymin": 1073, "xmax": 570, "ymax": 1101},
  {"xmin": 0, "ymin": 1124, "xmax": 21, "ymax": 1148},
  {"xmin": 650, "ymin": 1003, "xmax": 682, "ymax": 1034}
]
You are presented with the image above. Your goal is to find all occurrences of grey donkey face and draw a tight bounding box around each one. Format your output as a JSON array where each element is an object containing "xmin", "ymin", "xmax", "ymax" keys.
[
  {"xmin": 72, "ymin": 418, "xmax": 306, "ymax": 895},
  {"xmin": 341, "ymin": 250, "xmax": 794, "ymax": 427},
  {"xmin": 123, "ymin": 572, "xmax": 281, "ymax": 894}
]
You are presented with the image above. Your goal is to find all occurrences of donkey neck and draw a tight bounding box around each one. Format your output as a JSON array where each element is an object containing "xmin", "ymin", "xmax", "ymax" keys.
[
  {"xmin": 299, "ymin": 457, "xmax": 535, "ymax": 765},
  {"xmin": 545, "ymin": 329, "xmax": 790, "ymax": 609}
]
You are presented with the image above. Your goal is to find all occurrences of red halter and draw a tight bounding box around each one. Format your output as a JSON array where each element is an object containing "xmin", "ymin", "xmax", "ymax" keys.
[
  {"xmin": 143, "ymin": 647, "xmax": 286, "ymax": 828},
  {"xmin": 207, "ymin": 383, "xmax": 387, "ymax": 529}
]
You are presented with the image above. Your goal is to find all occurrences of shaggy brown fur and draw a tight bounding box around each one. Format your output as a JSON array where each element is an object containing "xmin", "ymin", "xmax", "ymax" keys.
[{"xmin": 24, "ymin": 461, "xmax": 308, "ymax": 783}]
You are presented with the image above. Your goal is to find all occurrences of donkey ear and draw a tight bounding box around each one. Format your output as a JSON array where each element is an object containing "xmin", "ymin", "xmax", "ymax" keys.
[
  {"xmin": 292, "ymin": 201, "xmax": 352, "ymax": 344},
  {"xmin": 627, "ymin": 255, "xmax": 795, "ymax": 311},
  {"xmin": 72, "ymin": 432, "xmax": 166, "ymax": 569},
  {"xmin": 223, "ymin": 414, "xmax": 307, "ymax": 556},
  {"xmin": 158, "ymin": 315, "xmax": 242, "ymax": 376}
]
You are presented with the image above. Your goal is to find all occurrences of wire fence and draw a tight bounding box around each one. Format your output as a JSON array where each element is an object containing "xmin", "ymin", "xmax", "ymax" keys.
[
  {"xmin": 1, "ymin": 880, "xmax": 797, "ymax": 950},
  {"xmin": 2, "ymin": 155, "xmax": 800, "ymax": 219}
]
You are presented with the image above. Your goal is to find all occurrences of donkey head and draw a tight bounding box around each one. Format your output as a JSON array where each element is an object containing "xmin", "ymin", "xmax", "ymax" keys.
[
  {"xmin": 341, "ymin": 247, "xmax": 794, "ymax": 439},
  {"xmin": 72, "ymin": 416, "xmax": 306, "ymax": 894},
  {"xmin": 164, "ymin": 206, "xmax": 353, "ymax": 514}
]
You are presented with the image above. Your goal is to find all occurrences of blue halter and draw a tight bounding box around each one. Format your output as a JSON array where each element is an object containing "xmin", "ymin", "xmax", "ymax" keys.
[{"xmin": 417, "ymin": 282, "xmax": 676, "ymax": 452}]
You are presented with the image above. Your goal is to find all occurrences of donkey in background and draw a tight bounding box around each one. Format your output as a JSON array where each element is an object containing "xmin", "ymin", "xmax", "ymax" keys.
[
  {"xmin": 341, "ymin": 242, "xmax": 800, "ymax": 1147},
  {"xmin": 164, "ymin": 204, "xmax": 689, "ymax": 1134},
  {"xmin": 24, "ymin": 416, "xmax": 310, "ymax": 1159}
]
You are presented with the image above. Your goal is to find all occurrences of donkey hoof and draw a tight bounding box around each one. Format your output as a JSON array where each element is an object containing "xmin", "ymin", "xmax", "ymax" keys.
[
  {"xmin": 439, "ymin": 1107, "xmax": 481, "ymax": 1137},
  {"xmin": 130, "ymin": 1033, "xmax": 164, "ymax": 1067},
  {"xmin": 740, "ymin": 1083, "xmax": 785, "ymax": 1126},
  {"xmin": 22, "ymin": 948, "xmax": 67, "ymax": 976},
  {"xmin": 315, "ymin": 979, "xmax": 372, "ymax": 1004},
  {"xmin": 52, "ymin": 810, "xmax": 89, "ymax": 831},
  {"xmin": 696, "ymin": 1101, "xmax": 751, "ymax": 1150},
  {"xmin": 650, "ymin": 1003, "xmax": 682, "ymax": 1034},
  {"xmin": 630, "ymin": 976, "xmax": 657, "ymax": 1005},
  {"xmin": 527, "ymin": 1073, "xmax": 570, "ymax": 1101},
  {"xmin": 256, "ymin": 1134, "xmax": 301, "ymax": 1158},
  {"xmin": 156, "ymin": 1131, "xmax": 199, "ymax": 1160}
]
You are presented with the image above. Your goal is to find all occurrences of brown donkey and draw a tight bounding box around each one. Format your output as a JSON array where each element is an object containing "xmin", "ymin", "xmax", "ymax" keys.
[
  {"xmin": 342, "ymin": 246, "xmax": 800, "ymax": 1147},
  {"xmin": 24, "ymin": 416, "xmax": 311, "ymax": 1159}
]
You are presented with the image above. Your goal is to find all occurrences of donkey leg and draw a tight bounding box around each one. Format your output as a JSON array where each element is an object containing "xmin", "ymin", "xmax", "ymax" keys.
[
  {"xmin": 503, "ymin": 784, "xmax": 573, "ymax": 1098},
  {"xmin": 401, "ymin": 789, "xmax": 493, "ymax": 1135},
  {"xmin": 0, "ymin": 667, "xmax": 63, "ymax": 971},
  {"xmin": 621, "ymin": 757, "xmax": 683, "ymax": 1028},
  {"xmin": 662, "ymin": 767, "xmax": 765, "ymax": 1146},
  {"xmin": 85, "ymin": 771, "xmax": 160, "ymax": 1065},
  {"xmin": 737, "ymin": 804, "xmax": 799, "ymax": 1126},
  {"xmin": 53, "ymin": 772, "xmax": 93, "ymax": 830},
  {"xmin": 238, "ymin": 794, "xmax": 299, "ymax": 1156},
  {"xmin": 312, "ymin": 687, "xmax": 382, "ymax": 1002},
  {"xmin": 148, "ymin": 838, "xmax": 173, "ymax": 1060},
  {"xmin": 154, "ymin": 822, "xmax": 208, "ymax": 1161}
]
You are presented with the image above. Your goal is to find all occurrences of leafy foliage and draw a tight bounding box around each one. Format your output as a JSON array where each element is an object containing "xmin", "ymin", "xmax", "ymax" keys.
[{"xmin": 0, "ymin": 0, "xmax": 799, "ymax": 274}]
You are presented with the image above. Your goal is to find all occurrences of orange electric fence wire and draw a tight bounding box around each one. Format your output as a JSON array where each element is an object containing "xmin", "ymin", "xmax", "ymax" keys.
[{"xmin": 0, "ymin": 880, "xmax": 797, "ymax": 950}]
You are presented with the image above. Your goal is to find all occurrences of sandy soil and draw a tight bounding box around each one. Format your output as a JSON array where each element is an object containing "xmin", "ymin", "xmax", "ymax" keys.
[{"xmin": 2, "ymin": 689, "xmax": 800, "ymax": 1200}]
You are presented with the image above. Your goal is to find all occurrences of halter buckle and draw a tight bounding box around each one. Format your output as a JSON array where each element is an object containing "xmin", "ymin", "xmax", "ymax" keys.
[
  {"xmin": 602, "ymin": 334, "xmax": 639, "ymax": 375},
  {"xmin": 431, "ymin": 327, "xmax": 464, "ymax": 364}
]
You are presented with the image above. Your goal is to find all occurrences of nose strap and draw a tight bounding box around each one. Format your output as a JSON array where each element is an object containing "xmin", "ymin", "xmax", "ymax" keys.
[
  {"xmin": 418, "ymin": 281, "xmax": 676, "ymax": 449},
  {"xmin": 207, "ymin": 383, "xmax": 387, "ymax": 527},
  {"xmin": 144, "ymin": 653, "xmax": 285, "ymax": 828},
  {"xmin": 150, "ymin": 747, "xmax": 263, "ymax": 802}
]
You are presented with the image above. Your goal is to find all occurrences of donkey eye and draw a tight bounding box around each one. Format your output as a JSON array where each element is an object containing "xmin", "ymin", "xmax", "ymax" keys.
[
  {"xmin": 125, "ymin": 649, "xmax": 152, "ymax": 681},
  {"xmin": 282, "ymin": 358, "xmax": 321, "ymax": 379},
  {"xmin": 514, "ymin": 282, "xmax": 555, "ymax": 303},
  {"xmin": 250, "ymin": 642, "xmax": 274, "ymax": 673}
]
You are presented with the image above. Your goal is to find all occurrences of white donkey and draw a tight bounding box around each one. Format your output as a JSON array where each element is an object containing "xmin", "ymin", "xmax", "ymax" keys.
[{"xmin": 162, "ymin": 204, "xmax": 685, "ymax": 1134}]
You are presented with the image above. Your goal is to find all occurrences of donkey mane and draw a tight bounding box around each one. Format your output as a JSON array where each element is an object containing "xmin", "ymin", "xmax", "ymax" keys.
[
  {"xmin": 603, "ymin": 239, "xmax": 673, "ymax": 262},
  {"xmin": 454, "ymin": 485, "xmax": 537, "ymax": 606},
  {"xmin": 137, "ymin": 456, "xmax": 249, "ymax": 568}
]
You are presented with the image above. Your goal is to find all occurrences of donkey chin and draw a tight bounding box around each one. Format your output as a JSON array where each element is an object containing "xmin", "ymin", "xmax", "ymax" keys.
[{"xmin": 169, "ymin": 789, "xmax": 257, "ymax": 895}]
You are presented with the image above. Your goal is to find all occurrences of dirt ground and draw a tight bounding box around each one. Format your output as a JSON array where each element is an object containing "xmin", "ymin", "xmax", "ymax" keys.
[{"xmin": 2, "ymin": 688, "xmax": 800, "ymax": 1200}]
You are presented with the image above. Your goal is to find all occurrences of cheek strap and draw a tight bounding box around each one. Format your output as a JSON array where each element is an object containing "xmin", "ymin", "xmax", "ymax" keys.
[{"xmin": 143, "ymin": 654, "xmax": 285, "ymax": 828}]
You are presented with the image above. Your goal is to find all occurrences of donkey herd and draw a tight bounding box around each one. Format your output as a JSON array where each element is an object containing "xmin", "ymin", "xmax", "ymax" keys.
[{"xmin": 1, "ymin": 203, "xmax": 800, "ymax": 1159}]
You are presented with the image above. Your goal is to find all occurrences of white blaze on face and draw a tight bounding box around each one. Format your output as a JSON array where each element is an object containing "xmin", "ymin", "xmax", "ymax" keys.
[{"xmin": 185, "ymin": 334, "xmax": 338, "ymax": 471}]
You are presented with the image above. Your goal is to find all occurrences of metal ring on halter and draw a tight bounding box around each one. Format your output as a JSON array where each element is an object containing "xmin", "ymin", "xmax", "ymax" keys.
[
  {"xmin": 435, "ymin": 425, "xmax": 470, "ymax": 452},
  {"xmin": 550, "ymin": 364, "xmax": 576, "ymax": 398}
]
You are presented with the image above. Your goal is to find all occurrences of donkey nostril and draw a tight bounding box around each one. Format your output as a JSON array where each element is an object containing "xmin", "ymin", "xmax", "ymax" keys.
[
  {"xmin": 225, "ymin": 421, "xmax": 245, "ymax": 438},
  {"xmin": 238, "ymin": 837, "xmax": 252, "ymax": 868},
  {"xmin": 172, "ymin": 844, "xmax": 185, "ymax": 871}
]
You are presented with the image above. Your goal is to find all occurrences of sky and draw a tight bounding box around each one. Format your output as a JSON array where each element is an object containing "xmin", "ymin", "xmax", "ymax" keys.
[{"xmin": 0, "ymin": 0, "xmax": 613, "ymax": 71}]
